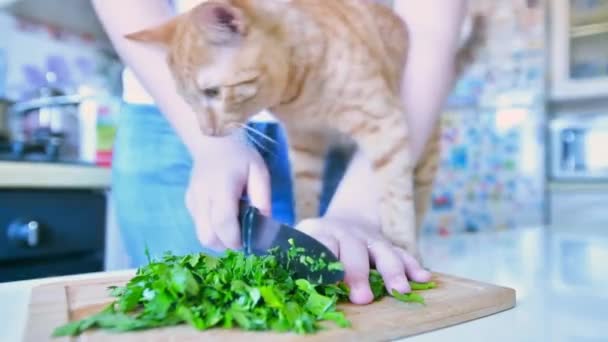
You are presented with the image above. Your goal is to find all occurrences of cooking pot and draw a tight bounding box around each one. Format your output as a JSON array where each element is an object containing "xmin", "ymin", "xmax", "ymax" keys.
[{"xmin": 9, "ymin": 89, "xmax": 81, "ymax": 161}]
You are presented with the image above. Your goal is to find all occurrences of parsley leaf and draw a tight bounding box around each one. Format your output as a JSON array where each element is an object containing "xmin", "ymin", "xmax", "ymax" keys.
[
  {"xmin": 391, "ymin": 289, "xmax": 425, "ymax": 304},
  {"xmin": 52, "ymin": 243, "xmax": 436, "ymax": 337}
]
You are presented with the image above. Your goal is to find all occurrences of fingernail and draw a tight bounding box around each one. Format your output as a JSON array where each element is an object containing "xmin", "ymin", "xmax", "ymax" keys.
[
  {"xmin": 350, "ymin": 283, "xmax": 373, "ymax": 305},
  {"xmin": 415, "ymin": 269, "xmax": 432, "ymax": 282}
]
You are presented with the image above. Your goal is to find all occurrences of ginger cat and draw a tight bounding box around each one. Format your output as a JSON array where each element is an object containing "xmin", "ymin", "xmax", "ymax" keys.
[{"xmin": 126, "ymin": 0, "xmax": 484, "ymax": 257}]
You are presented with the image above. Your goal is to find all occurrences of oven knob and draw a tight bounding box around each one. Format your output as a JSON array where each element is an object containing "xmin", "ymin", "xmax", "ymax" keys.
[{"xmin": 7, "ymin": 219, "xmax": 40, "ymax": 247}]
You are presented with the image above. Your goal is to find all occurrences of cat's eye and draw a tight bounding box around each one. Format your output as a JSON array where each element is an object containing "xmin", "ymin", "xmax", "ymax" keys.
[{"xmin": 203, "ymin": 87, "xmax": 220, "ymax": 98}]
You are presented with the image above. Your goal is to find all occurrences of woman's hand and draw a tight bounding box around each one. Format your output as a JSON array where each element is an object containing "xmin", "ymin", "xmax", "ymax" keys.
[
  {"xmin": 186, "ymin": 135, "xmax": 271, "ymax": 252},
  {"xmin": 296, "ymin": 214, "xmax": 432, "ymax": 305}
]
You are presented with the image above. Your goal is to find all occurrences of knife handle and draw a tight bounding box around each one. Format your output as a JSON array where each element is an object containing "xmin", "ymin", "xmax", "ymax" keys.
[
  {"xmin": 238, "ymin": 198, "xmax": 259, "ymax": 256},
  {"xmin": 238, "ymin": 198, "xmax": 249, "ymax": 220}
]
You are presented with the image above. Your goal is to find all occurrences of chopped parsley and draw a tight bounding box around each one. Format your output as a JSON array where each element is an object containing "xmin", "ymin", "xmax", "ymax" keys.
[{"xmin": 52, "ymin": 245, "xmax": 436, "ymax": 337}]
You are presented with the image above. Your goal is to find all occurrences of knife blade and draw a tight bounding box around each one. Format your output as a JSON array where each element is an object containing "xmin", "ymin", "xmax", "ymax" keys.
[{"xmin": 238, "ymin": 200, "xmax": 344, "ymax": 285}]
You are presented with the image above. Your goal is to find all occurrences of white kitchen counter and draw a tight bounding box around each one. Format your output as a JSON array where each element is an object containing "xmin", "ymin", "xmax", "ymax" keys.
[
  {"xmin": 1, "ymin": 225, "xmax": 606, "ymax": 342},
  {"xmin": 0, "ymin": 161, "xmax": 111, "ymax": 189}
]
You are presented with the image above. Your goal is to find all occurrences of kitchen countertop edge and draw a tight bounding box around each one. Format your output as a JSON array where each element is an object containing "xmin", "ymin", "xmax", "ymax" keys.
[{"xmin": 0, "ymin": 161, "xmax": 112, "ymax": 189}]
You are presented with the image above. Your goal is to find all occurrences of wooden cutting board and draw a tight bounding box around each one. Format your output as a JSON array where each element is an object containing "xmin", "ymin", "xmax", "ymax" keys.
[{"xmin": 24, "ymin": 271, "xmax": 515, "ymax": 342}]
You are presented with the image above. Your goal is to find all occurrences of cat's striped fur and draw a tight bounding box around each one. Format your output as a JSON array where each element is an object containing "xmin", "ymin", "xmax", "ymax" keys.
[{"xmin": 126, "ymin": 0, "xmax": 484, "ymax": 257}]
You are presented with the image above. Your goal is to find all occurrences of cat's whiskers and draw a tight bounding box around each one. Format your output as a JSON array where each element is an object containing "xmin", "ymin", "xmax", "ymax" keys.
[
  {"xmin": 235, "ymin": 123, "xmax": 277, "ymax": 156},
  {"xmin": 233, "ymin": 128, "xmax": 249, "ymax": 145},
  {"xmin": 245, "ymin": 131, "xmax": 272, "ymax": 155},
  {"xmin": 238, "ymin": 123, "xmax": 277, "ymax": 145}
]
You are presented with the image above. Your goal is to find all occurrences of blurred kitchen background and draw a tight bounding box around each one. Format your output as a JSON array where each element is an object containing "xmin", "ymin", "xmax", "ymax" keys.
[{"xmin": 1, "ymin": 0, "xmax": 607, "ymax": 282}]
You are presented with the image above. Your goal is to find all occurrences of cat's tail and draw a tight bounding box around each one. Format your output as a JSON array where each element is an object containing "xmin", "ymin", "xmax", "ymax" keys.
[{"xmin": 454, "ymin": 12, "xmax": 487, "ymax": 79}]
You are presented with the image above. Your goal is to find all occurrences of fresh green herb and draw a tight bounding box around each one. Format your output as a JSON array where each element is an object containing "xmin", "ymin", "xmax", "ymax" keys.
[
  {"xmin": 391, "ymin": 289, "xmax": 425, "ymax": 304},
  {"xmin": 410, "ymin": 281, "xmax": 437, "ymax": 291},
  {"xmin": 327, "ymin": 262, "xmax": 344, "ymax": 272},
  {"xmin": 366, "ymin": 269, "xmax": 434, "ymax": 303},
  {"xmin": 52, "ymin": 245, "xmax": 436, "ymax": 337}
]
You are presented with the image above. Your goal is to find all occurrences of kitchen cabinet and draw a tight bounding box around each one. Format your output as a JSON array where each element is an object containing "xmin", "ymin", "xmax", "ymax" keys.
[
  {"xmin": 550, "ymin": 0, "xmax": 608, "ymax": 100},
  {"xmin": 0, "ymin": 161, "xmax": 111, "ymax": 282},
  {"xmin": 3, "ymin": 0, "xmax": 110, "ymax": 47},
  {"xmin": 0, "ymin": 189, "xmax": 107, "ymax": 282}
]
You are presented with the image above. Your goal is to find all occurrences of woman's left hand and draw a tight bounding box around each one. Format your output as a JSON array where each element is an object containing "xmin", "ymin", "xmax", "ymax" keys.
[{"xmin": 296, "ymin": 215, "xmax": 432, "ymax": 305}]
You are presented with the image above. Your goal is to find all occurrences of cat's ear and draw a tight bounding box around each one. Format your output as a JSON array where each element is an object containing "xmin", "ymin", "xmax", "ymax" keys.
[
  {"xmin": 124, "ymin": 17, "xmax": 179, "ymax": 46},
  {"xmin": 193, "ymin": 2, "xmax": 248, "ymax": 45}
]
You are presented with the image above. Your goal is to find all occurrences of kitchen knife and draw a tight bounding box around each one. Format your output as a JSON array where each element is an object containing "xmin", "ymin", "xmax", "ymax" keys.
[{"xmin": 238, "ymin": 200, "xmax": 344, "ymax": 285}]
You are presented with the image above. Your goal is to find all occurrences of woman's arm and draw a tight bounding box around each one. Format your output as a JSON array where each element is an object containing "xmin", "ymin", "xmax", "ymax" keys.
[
  {"xmin": 395, "ymin": 0, "xmax": 468, "ymax": 164},
  {"xmin": 325, "ymin": 0, "xmax": 468, "ymax": 219},
  {"xmin": 91, "ymin": 0, "xmax": 209, "ymax": 155},
  {"xmin": 300, "ymin": 0, "xmax": 469, "ymax": 303},
  {"xmin": 92, "ymin": 0, "xmax": 272, "ymax": 251}
]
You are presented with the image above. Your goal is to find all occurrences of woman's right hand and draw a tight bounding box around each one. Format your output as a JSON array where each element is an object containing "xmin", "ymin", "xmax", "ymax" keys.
[{"xmin": 185, "ymin": 136, "xmax": 271, "ymax": 252}]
